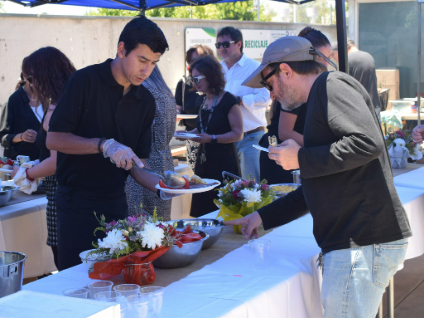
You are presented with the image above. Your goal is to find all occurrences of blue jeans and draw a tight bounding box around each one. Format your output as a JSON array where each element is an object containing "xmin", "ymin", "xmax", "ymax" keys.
[
  {"xmin": 235, "ymin": 130, "xmax": 264, "ymax": 182},
  {"xmin": 321, "ymin": 238, "xmax": 408, "ymax": 318}
]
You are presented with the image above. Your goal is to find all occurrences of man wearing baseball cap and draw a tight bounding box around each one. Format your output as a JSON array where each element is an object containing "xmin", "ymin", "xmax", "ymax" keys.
[{"xmin": 226, "ymin": 36, "xmax": 411, "ymax": 317}]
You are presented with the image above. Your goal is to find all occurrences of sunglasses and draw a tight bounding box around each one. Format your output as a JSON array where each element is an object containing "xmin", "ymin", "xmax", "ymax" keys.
[
  {"xmin": 260, "ymin": 65, "xmax": 281, "ymax": 92},
  {"xmin": 215, "ymin": 41, "xmax": 235, "ymax": 49},
  {"xmin": 25, "ymin": 76, "xmax": 33, "ymax": 84},
  {"xmin": 189, "ymin": 75, "xmax": 206, "ymax": 85}
]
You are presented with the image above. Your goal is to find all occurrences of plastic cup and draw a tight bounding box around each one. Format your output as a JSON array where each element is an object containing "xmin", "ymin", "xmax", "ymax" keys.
[
  {"xmin": 93, "ymin": 291, "xmax": 122, "ymax": 302},
  {"xmin": 122, "ymin": 293, "xmax": 149, "ymax": 318},
  {"xmin": 140, "ymin": 286, "xmax": 164, "ymax": 317},
  {"xmin": 62, "ymin": 288, "xmax": 89, "ymax": 299},
  {"xmin": 113, "ymin": 284, "xmax": 140, "ymax": 298},
  {"xmin": 88, "ymin": 281, "xmax": 113, "ymax": 299},
  {"xmin": 249, "ymin": 239, "xmax": 270, "ymax": 269}
]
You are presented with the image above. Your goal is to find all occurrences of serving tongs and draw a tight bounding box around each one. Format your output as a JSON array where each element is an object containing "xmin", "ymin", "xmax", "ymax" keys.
[
  {"xmin": 222, "ymin": 171, "xmax": 246, "ymax": 182},
  {"xmin": 132, "ymin": 161, "xmax": 186, "ymax": 189}
]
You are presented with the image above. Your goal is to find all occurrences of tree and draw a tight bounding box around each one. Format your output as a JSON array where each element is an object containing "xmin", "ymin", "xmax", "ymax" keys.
[
  {"xmin": 87, "ymin": 1, "xmax": 276, "ymax": 22},
  {"xmin": 288, "ymin": 0, "xmax": 348, "ymax": 25}
]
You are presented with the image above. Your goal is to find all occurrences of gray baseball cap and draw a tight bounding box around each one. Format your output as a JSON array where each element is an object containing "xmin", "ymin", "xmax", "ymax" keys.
[{"xmin": 242, "ymin": 36, "xmax": 315, "ymax": 88}]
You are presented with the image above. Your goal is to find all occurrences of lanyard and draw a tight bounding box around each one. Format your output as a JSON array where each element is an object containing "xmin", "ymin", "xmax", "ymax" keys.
[{"xmin": 198, "ymin": 94, "xmax": 219, "ymax": 134}]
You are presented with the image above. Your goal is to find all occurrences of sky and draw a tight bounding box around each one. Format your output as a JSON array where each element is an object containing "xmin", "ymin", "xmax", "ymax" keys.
[{"xmin": 1, "ymin": 1, "xmax": 98, "ymax": 15}]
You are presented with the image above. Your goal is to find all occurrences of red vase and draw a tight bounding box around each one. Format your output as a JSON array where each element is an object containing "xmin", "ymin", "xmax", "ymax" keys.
[{"xmin": 123, "ymin": 262, "xmax": 156, "ymax": 286}]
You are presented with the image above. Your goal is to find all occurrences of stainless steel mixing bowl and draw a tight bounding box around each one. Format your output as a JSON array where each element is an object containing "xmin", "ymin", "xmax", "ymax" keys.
[{"xmin": 152, "ymin": 230, "xmax": 209, "ymax": 269}]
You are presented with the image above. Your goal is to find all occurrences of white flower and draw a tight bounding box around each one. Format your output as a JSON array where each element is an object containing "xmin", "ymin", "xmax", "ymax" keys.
[
  {"xmin": 139, "ymin": 223, "xmax": 164, "ymax": 250},
  {"xmin": 98, "ymin": 229, "xmax": 128, "ymax": 255},
  {"xmin": 254, "ymin": 183, "xmax": 260, "ymax": 190},
  {"xmin": 218, "ymin": 190, "xmax": 224, "ymax": 197},
  {"xmin": 240, "ymin": 188, "xmax": 262, "ymax": 203},
  {"xmin": 234, "ymin": 180, "xmax": 243, "ymax": 187}
]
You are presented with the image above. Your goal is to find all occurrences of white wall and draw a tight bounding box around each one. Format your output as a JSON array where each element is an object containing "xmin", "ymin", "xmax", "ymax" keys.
[{"xmin": 0, "ymin": 14, "xmax": 339, "ymax": 104}]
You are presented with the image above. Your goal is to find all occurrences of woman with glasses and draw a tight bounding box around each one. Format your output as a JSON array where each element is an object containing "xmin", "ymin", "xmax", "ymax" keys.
[
  {"xmin": 10, "ymin": 47, "xmax": 76, "ymax": 268},
  {"xmin": 0, "ymin": 57, "xmax": 43, "ymax": 161},
  {"xmin": 259, "ymin": 27, "xmax": 332, "ymax": 184},
  {"xmin": 175, "ymin": 45, "xmax": 215, "ymax": 171},
  {"xmin": 180, "ymin": 55, "xmax": 243, "ymax": 217},
  {"xmin": 125, "ymin": 67, "xmax": 176, "ymax": 220}
]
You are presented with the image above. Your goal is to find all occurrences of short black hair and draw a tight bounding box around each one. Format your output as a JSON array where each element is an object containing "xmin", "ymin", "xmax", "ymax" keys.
[
  {"xmin": 298, "ymin": 27, "xmax": 330, "ymax": 49},
  {"xmin": 118, "ymin": 15, "xmax": 168, "ymax": 56},
  {"xmin": 217, "ymin": 27, "xmax": 243, "ymax": 53},
  {"xmin": 189, "ymin": 56, "xmax": 226, "ymax": 95}
]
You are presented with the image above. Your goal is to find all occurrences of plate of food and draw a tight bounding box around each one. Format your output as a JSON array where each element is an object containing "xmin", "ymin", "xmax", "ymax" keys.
[
  {"xmin": 0, "ymin": 157, "xmax": 14, "ymax": 171},
  {"xmin": 174, "ymin": 132, "xmax": 199, "ymax": 139},
  {"xmin": 176, "ymin": 114, "xmax": 198, "ymax": 119},
  {"xmin": 155, "ymin": 174, "xmax": 220, "ymax": 194},
  {"xmin": 270, "ymin": 183, "xmax": 301, "ymax": 198}
]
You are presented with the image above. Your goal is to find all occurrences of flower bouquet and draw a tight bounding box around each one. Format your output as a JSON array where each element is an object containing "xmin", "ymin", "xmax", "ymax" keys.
[
  {"xmin": 386, "ymin": 130, "xmax": 423, "ymax": 168},
  {"xmin": 87, "ymin": 208, "xmax": 186, "ymax": 285},
  {"xmin": 214, "ymin": 178, "xmax": 275, "ymax": 234}
]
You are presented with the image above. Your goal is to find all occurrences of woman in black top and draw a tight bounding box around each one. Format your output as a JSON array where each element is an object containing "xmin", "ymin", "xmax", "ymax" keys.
[
  {"xmin": 0, "ymin": 57, "xmax": 42, "ymax": 160},
  {"xmin": 260, "ymin": 27, "xmax": 332, "ymax": 184},
  {"xmin": 175, "ymin": 45, "xmax": 215, "ymax": 170},
  {"xmin": 178, "ymin": 56, "xmax": 243, "ymax": 217},
  {"xmin": 10, "ymin": 47, "xmax": 76, "ymax": 269}
]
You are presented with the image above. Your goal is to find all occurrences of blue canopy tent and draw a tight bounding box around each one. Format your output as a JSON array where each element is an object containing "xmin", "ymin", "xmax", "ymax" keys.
[{"xmin": 6, "ymin": 0, "xmax": 349, "ymax": 72}]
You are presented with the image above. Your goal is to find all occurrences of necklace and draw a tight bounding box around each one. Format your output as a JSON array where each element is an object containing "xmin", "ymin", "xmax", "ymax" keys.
[{"xmin": 198, "ymin": 94, "xmax": 219, "ymax": 164}]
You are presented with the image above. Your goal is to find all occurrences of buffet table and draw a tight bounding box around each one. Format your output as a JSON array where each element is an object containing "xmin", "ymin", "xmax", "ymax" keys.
[
  {"xmin": 23, "ymin": 213, "xmax": 323, "ymax": 318},
  {"xmin": 21, "ymin": 164, "xmax": 424, "ymax": 317}
]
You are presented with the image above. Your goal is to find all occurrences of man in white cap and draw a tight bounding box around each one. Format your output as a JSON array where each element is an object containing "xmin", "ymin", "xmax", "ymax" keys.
[{"xmin": 226, "ymin": 36, "xmax": 411, "ymax": 317}]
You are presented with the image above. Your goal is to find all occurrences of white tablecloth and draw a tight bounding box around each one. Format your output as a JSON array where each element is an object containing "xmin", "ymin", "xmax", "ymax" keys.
[
  {"xmin": 0, "ymin": 197, "xmax": 55, "ymax": 278},
  {"xmin": 23, "ymin": 213, "xmax": 323, "ymax": 318},
  {"xmin": 393, "ymin": 166, "xmax": 424, "ymax": 190}
]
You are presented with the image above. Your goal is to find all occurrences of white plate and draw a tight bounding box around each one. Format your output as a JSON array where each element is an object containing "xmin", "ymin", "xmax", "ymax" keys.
[
  {"xmin": 155, "ymin": 178, "xmax": 221, "ymax": 194},
  {"xmin": 174, "ymin": 132, "xmax": 200, "ymax": 139},
  {"xmin": 176, "ymin": 114, "xmax": 198, "ymax": 119}
]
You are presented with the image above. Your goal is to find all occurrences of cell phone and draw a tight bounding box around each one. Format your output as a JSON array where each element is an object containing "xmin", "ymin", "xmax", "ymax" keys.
[{"xmin": 252, "ymin": 144, "xmax": 270, "ymax": 153}]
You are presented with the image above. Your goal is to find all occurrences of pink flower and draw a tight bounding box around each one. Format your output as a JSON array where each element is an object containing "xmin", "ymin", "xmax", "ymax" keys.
[
  {"xmin": 243, "ymin": 180, "xmax": 251, "ymax": 187},
  {"xmin": 127, "ymin": 215, "xmax": 137, "ymax": 223},
  {"xmin": 107, "ymin": 220, "xmax": 117, "ymax": 227},
  {"xmin": 396, "ymin": 130, "xmax": 405, "ymax": 138},
  {"xmin": 261, "ymin": 184, "xmax": 269, "ymax": 191},
  {"xmin": 232, "ymin": 190, "xmax": 241, "ymax": 199}
]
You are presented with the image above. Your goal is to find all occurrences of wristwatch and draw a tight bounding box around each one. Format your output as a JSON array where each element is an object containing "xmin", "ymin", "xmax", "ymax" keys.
[
  {"xmin": 211, "ymin": 135, "xmax": 217, "ymax": 144},
  {"xmin": 237, "ymin": 96, "xmax": 242, "ymax": 105}
]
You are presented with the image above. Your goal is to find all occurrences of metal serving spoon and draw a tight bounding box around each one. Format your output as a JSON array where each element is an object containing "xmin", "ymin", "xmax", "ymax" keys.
[{"xmin": 132, "ymin": 162, "xmax": 187, "ymax": 189}]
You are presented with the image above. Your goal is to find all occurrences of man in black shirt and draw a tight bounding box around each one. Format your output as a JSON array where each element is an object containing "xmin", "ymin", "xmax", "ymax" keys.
[
  {"xmin": 47, "ymin": 16, "xmax": 171, "ymax": 270},
  {"xmin": 347, "ymin": 39, "xmax": 381, "ymax": 120},
  {"xmin": 228, "ymin": 36, "xmax": 411, "ymax": 317}
]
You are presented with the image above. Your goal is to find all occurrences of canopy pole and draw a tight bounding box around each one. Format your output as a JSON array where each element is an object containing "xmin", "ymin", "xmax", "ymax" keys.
[
  {"xmin": 335, "ymin": 0, "xmax": 348, "ymax": 73},
  {"xmin": 109, "ymin": 0, "xmax": 142, "ymax": 10},
  {"xmin": 418, "ymin": 1, "xmax": 421, "ymax": 125}
]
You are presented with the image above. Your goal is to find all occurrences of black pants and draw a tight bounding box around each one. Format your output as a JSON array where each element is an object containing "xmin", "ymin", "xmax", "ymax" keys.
[
  {"xmin": 259, "ymin": 133, "xmax": 294, "ymax": 184},
  {"xmin": 56, "ymin": 186, "xmax": 128, "ymax": 271}
]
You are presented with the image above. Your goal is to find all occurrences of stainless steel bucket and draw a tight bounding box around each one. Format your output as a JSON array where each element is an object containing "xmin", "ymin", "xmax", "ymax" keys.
[
  {"xmin": 0, "ymin": 251, "xmax": 27, "ymax": 298},
  {"xmin": 291, "ymin": 170, "xmax": 301, "ymax": 184}
]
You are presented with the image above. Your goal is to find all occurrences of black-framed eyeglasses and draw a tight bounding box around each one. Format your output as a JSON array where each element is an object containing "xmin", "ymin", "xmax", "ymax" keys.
[
  {"xmin": 260, "ymin": 65, "xmax": 281, "ymax": 92},
  {"xmin": 25, "ymin": 75, "xmax": 33, "ymax": 84},
  {"xmin": 215, "ymin": 41, "xmax": 235, "ymax": 49},
  {"xmin": 189, "ymin": 75, "xmax": 206, "ymax": 85}
]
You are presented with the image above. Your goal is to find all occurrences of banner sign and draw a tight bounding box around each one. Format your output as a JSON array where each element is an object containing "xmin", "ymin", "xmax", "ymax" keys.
[
  {"xmin": 185, "ymin": 28, "xmax": 217, "ymax": 56},
  {"xmin": 241, "ymin": 29, "xmax": 296, "ymax": 59}
]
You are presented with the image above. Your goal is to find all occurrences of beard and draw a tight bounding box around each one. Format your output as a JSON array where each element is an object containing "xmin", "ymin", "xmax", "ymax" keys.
[{"xmin": 276, "ymin": 77, "xmax": 302, "ymax": 111}]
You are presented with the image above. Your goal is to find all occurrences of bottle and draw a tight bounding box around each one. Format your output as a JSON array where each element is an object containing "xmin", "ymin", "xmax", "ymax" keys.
[{"xmin": 411, "ymin": 102, "xmax": 417, "ymax": 114}]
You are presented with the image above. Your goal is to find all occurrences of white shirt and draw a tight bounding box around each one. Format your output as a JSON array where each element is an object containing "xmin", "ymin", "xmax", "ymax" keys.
[
  {"xmin": 30, "ymin": 104, "xmax": 44, "ymax": 123},
  {"xmin": 221, "ymin": 54, "xmax": 271, "ymax": 132}
]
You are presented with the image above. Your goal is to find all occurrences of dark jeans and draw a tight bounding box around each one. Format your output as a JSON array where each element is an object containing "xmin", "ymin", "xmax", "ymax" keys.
[{"xmin": 56, "ymin": 186, "xmax": 128, "ymax": 271}]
